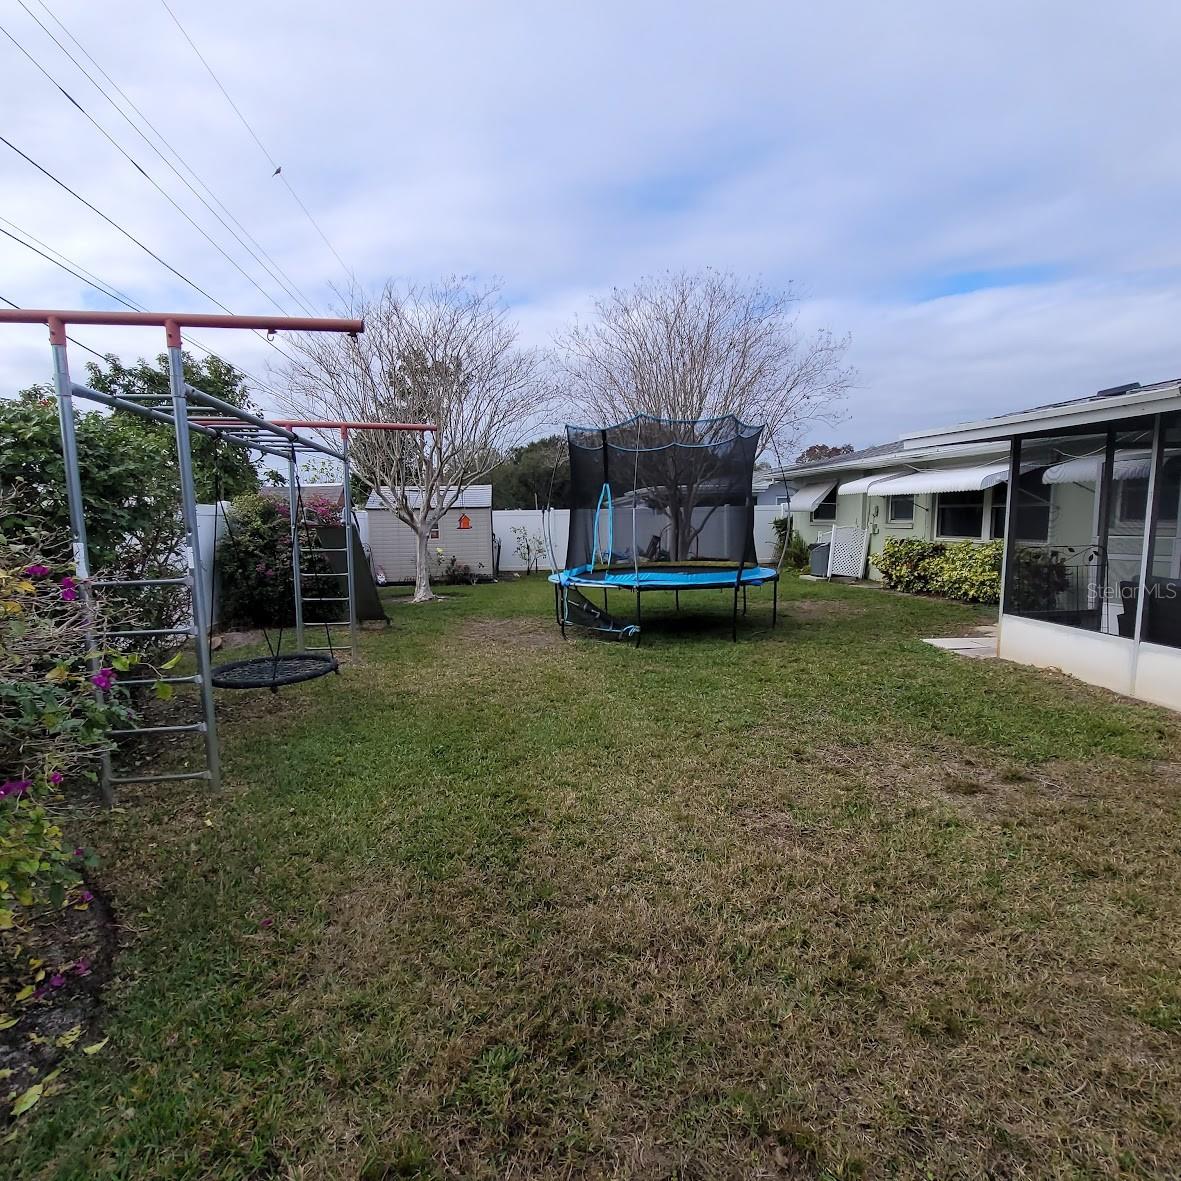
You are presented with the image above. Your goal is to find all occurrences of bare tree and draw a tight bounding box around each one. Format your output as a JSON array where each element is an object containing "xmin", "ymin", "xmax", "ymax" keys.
[
  {"xmin": 553, "ymin": 269, "xmax": 854, "ymax": 559},
  {"xmin": 554, "ymin": 269, "xmax": 854, "ymax": 458},
  {"xmin": 283, "ymin": 279, "xmax": 546, "ymax": 602}
]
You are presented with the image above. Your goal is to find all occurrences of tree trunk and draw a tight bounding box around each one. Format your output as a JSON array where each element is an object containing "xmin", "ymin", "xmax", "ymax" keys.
[{"xmin": 412, "ymin": 528, "xmax": 437, "ymax": 603}]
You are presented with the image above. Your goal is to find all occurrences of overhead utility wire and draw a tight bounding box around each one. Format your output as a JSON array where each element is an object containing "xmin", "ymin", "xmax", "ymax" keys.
[
  {"xmin": 1, "ymin": 21, "xmax": 296, "ymax": 317},
  {"xmin": 0, "ymin": 134, "xmax": 304, "ymax": 373},
  {"xmin": 157, "ymin": 0, "xmax": 354, "ymax": 285},
  {"xmin": 1, "ymin": 291, "xmax": 115, "ymax": 364},
  {"xmin": 0, "ymin": 218, "xmax": 283, "ymax": 398},
  {"xmin": 19, "ymin": 0, "xmax": 320, "ymax": 316}
]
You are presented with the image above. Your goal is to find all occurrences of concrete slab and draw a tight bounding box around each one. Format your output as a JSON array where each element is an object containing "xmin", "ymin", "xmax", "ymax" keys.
[{"xmin": 922, "ymin": 635, "xmax": 998, "ymax": 660}]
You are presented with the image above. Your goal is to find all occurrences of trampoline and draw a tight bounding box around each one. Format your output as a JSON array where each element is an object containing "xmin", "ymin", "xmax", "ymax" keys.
[{"xmin": 547, "ymin": 414, "xmax": 780, "ymax": 642}]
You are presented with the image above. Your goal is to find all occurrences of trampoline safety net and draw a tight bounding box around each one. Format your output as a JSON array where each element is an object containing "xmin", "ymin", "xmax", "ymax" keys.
[{"xmin": 565, "ymin": 413, "xmax": 763, "ymax": 572}]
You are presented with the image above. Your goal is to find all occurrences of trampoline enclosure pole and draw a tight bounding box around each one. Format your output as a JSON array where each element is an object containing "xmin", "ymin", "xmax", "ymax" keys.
[{"xmin": 166, "ymin": 329, "xmax": 221, "ymax": 792}]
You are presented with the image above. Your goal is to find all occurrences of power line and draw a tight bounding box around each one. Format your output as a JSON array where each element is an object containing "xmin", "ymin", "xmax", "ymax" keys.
[
  {"xmin": 1, "ymin": 20, "xmax": 296, "ymax": 317},
  {"xmin": 0, "ymin": 219, "xmax": 283, "ymax": 398},
  {"xmin": 0, "ymin": 134, "xmax": 304, "ymax": 374},
  {"xmin": 20, "ymin": 0, "xmax": 321, "ymax": 317},
  {"xmin": 0, "ymin": 291, "xmax": 111, "ymax": 364},
  {"xmin": 157, "ymin": 0, "xmax": 354, "ymax": 285},
  {"xmin": 0, "ymin": 133, "xmax": 232, "ymax": 311}
]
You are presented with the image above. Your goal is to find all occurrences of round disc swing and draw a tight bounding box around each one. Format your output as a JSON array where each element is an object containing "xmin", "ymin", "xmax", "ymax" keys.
[{"xmin": 208, "ymin": 445, "xmax": 341, "ymax": 693}]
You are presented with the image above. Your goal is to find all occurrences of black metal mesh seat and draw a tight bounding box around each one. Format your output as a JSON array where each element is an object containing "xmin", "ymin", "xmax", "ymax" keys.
[{"xmin": 210, "ymin": 652, "xmax": 339, "ymax": 691}]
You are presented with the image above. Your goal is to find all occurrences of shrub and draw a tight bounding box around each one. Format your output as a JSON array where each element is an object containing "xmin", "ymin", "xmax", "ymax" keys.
[
  {"xmin": 510, "ymin": 526, "xmax": 547, "ymax": 574},
  {"xmin": 771, "ymin": 518, "xmax": 811, "ymax": 569},
  {"xmin": 928, "ymin": 540, "xmax": 1004, "ymax": 604},
  {"xmin": 872, "ymin": 537, "xmax": 1004, "ymax": 603},
  {"xmin": 872, "ymin": 538, "xmax": 947, "ymax": 594},
  {"xmin": 1011, "ymin": 547, "xmax": 1070, "ymax": 611},
  {"xmin": 0, "ymin": 529, "xmax": 132, "ymax": 928}
]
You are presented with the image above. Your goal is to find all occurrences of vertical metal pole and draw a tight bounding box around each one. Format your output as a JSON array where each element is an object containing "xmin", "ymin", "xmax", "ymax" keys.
[
  {"xmin": 286, "ymin": 448, "xmax": 305, "ymax": 651},
  {"xmin": 1132, "ymin": 414, "xmax": 1165, "ymax": 656},
  {"xmin": 998, "ymin": 436, "xmax": 1022, "ymax": 621},
  {"xmin": 341, "ymin": 431, "xmax": 359, "ymax": 657},
  {"xmin": 165, "ymin": 323, "xmax": 220, "ymax": 791},
  {"xmin": 49, "ymin": 322, "xmax": 114, "ymax": 804}
]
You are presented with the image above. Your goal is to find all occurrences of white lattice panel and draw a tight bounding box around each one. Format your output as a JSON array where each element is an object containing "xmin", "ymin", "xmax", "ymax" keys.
[{"xmin": 827, "ymin": 526, "xmax": 869, "ymax": 578}]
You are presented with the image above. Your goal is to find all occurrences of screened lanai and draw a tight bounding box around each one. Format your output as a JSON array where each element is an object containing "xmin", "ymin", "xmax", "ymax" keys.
[{"xmin": 903, "ymin": 382, "xmax": 1181, "ymax": 710}]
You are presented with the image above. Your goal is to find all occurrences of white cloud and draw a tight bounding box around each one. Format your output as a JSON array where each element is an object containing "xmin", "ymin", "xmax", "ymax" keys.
[{"xmin": 3, "ymin": 0, "xmax": 1181, "ymax": 447}]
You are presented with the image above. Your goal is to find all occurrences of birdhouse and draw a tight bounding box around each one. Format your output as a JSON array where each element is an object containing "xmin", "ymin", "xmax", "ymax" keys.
[{"xmin": 457, "ymin": 513, "xmax": 472, "ymax": 530}]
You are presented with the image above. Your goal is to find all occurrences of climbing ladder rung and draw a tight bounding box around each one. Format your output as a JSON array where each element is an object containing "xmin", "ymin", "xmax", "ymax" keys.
[
  {"xmin": 110, "ymin": 626, "xmax": 194, "ymax": 638},
  {"xmin": 91, "ymin": 576, "xmax": 190, "ymax": 588},
  {"xmin": 301, "ymin": 596, "xmax": 349, "ymax": 603},
  {"xmin": 108, "ymin": 722, "xmax": 206, "ymax": 737},
  {"xmin": 117, "ymin": 674, "xmax": 202, "ymax": 688},
  {"xmin": 303, "ymin": 644, "xmax": 347, "ymax": 652},
  {"xmin": 314, "ymin": 547, "xmax": 348, "ymax": 553},
  {"xmin": 108, "ymin": 770, "xmax": 212, "ymax": 786},
  {"xmin": 299, "ymin": 571, "xmax": 348, "ymax": 577}
]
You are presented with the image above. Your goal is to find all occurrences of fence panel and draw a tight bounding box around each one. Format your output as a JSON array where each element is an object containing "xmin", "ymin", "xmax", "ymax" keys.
[{"xmin": 494, "ymin": 509, "xmax": 569, "ymax": 571}]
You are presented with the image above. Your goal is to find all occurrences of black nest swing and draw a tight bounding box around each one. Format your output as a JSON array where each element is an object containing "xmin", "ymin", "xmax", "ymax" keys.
[
  {"xmin": 209, "ymin": 460, "xmax": 344, "ymax": 694},
  {"xmin": 210, "ymin": 651, "xmax": 338, "ymax": 690}
]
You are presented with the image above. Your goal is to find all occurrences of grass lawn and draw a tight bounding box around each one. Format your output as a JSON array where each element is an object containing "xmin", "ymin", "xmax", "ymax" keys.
[{"xmin": 5, "ymin": 574, "xmax": 1181, "ymax": 1179}]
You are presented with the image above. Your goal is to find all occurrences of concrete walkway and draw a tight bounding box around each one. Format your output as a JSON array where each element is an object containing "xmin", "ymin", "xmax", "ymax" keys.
[{"xmin": 922, "ymin": 623, "xmax": 998, "ymax": 660}]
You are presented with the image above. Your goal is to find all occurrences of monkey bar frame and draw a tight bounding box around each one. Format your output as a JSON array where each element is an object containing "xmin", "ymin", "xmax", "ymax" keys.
[{"xmin": 0, "ymin": 309, "xmax": 370, "ymax": 801}]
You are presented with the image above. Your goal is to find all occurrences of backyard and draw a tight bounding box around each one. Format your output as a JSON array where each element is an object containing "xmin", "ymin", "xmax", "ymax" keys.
[{"xmin": 5, "ymin": 573, "xmax": 1181, "ymax": 1179}]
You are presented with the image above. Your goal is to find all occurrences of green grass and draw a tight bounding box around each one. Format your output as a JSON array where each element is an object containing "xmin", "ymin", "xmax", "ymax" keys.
[{"xmin": 6, "ymin": 575, "xmax": 1181, "ymax": 1179}]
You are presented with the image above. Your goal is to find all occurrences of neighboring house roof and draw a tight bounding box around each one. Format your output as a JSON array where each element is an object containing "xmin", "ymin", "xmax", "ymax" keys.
[
  {"xmin": 773, "ymin": 438, "xmax": 1007, "ymax": 483},
  {"xmin": 365, "ymin": 484, "xmax": 493, "ymax": 511},
  {"xmin": 903, "ymin": 377, "xmax": 1181, "ymax": 448}
]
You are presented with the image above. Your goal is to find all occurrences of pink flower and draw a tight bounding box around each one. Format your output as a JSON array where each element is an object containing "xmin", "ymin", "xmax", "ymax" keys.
[
  {"xmin": 90, "ymin": 668, "xmax": 116, "ymax": 692},
  {"xmin": 259, "ymin": 918, "xmax": 274, "ymax": 929},
  {"xmin": 49, "ymin": 771, "xmax": 64, "ymax": 786},
  {"xmin": 74, "ymin": 959, "xmax": 91, "ymax": 976},
  {"xmin": 0, "ymin": 779, "xmax": 31, "ymax": 799},
  {"xmin": 79, "ymin": 889, "xmax": 94, "ymax": 903},
  {"xmin": 60, "ymin": 576, "xmax": 78, "ymax": 602},
  {"xmin": 49, "ymin": 974, "xmax": 66, "ymax": 988},
  {"xmin": 24, "ymin": 564, "xmax": 50, "ymax": 577},
  {"xmin": 73, "ymin": 847, "xmax": 85, "ymax": 858}
]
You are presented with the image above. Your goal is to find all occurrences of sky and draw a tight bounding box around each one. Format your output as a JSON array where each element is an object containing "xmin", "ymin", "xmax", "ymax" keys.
[{"xmin": 4, "ymin": 0, "xmax": 1181, "ymax": 450}]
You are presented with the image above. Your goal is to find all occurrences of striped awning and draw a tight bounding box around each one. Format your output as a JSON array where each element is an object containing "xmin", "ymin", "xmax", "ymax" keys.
[
  {"xmin": 789, "ymin": 480, "xmax": 837, "ymax": 512},
  {"xmin": 837, "ymin": 471, "xmax": 905, "ymax": 496},
  {"xmin": 1042, "ymin": 450, "xmax": 1153, "ymax": 485},
  {"xmin": 869, "ymin": 462, "xmax": 1011, "ymax": 496}
]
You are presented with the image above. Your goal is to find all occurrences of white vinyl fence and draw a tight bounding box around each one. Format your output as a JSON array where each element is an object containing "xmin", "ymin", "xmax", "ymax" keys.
[
  {"xmin": 493, "ymin": 506, "xmax": 783, "ymax": 572},
  {"xmin": 494, "ymin": 510, "xmax": 569, "ymax": 572}
]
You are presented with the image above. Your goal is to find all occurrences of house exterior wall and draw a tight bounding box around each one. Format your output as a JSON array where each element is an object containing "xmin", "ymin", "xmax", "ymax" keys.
[{"xmin": 366, "ymin": 506, "xmax": 494, "ymax": 582}]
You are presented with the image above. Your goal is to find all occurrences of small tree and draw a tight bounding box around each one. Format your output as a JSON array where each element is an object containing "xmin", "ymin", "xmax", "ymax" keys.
[
  {"xmin": 489, "ymin": 435, "xmax": 570, "ymax": 509},
  {"xmin": 283, "ymin": 279, "xmax": 547, "ymax": 602}
]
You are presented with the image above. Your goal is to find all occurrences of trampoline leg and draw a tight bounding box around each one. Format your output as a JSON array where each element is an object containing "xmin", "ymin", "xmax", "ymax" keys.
[
  {"xmin": 732, "ymin": 581, "xmax": 740, "ymax": 642},
  {"xmin": 743, "ymin": 586, "xmax": 748, "ymax": 616},
  {"xmin": 603, "ymin": 587, "xmax": 609, "ymax": 613},
  {"xmin": 635, "ymin": 588, "xmax": 642, "ymax": 647},
  {"xmin": 772, "ymin": 579, "xmax": 778, "ymax": 628},
  {"xmin": 675, "ymin": 589, "xmax": 680, "ymax": 612}
]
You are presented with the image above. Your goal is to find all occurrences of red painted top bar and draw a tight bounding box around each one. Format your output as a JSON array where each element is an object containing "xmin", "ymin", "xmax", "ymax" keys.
[
  {"xmin": 272, "ymin": 420, "xmax": 435, "ymax": 432},
  {"xmin": 0, "ymin": 308, "xmax": 363, "ymax": 346}
]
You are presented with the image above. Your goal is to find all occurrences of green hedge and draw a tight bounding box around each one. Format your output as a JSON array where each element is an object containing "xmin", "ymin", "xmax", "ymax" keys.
[{"xmin": 871, "ymin": 537, "xmax": 1003, "ymax": 604}]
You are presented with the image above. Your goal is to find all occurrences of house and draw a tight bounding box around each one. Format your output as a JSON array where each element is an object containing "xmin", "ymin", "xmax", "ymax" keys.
[
  {"xmin": 363, "ymin": 485, "xmax": 494, "ymax": 582},
  {"xmin": 773, "ymin": 438, "xmax": 1012, "ymax": 577},
  {"xmin": 896, "ymin": 378, "xmax": 1181, "ymax": 711}
]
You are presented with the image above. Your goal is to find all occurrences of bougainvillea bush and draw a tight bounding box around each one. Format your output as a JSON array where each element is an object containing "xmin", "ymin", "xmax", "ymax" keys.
[
  {"xmin": 0, "ymin": 530, "xmax": 131, "ymax": 929},
  {"xmin": 216, "ymin": 494, "xmax": 336, "ymax": 628}
]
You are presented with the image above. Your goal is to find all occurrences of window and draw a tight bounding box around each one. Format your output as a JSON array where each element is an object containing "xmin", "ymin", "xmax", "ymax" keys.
[
  {"xmin": 887, "ymin": 495, "xmax": 914, "ymax": 524},
  {"xmin": 811, "ymin": 486, "xmax": 838, "ymax": 522},
  {"xmin": 776, "ymin": 495, "xmax": 789, "ymax": 506},
  {"xmin": 936, "ymin": 490, "xmax": 984, "ymax": 538},
  {"xmin": 991, "ymin": 475, "xmax": 1050, "ymax": 542},
  {"xmin": 1119, "ymin": 469, "xmax": 1181, "ymax": 526},
  {"xmin": 429, "ymin": 525, "xmax": 440, "ymax": 540}
]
